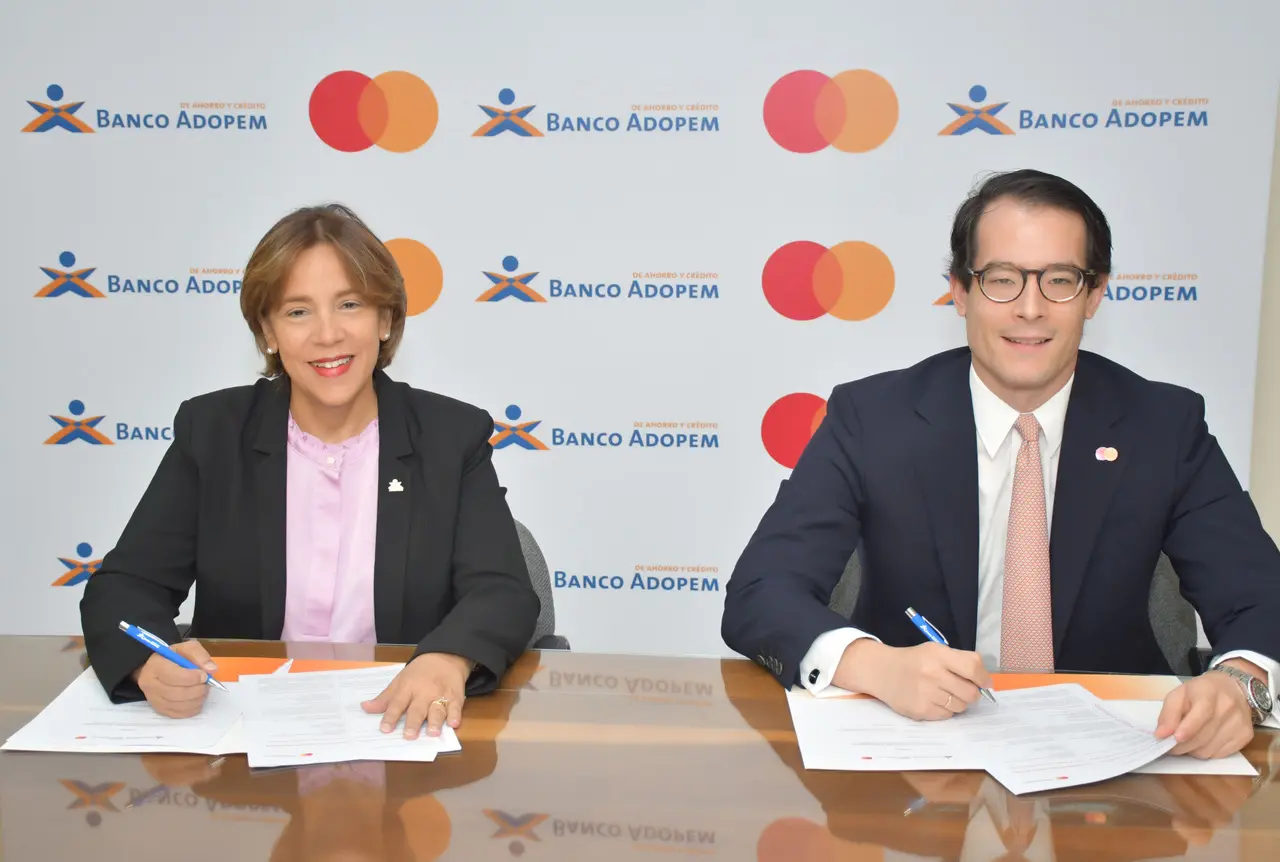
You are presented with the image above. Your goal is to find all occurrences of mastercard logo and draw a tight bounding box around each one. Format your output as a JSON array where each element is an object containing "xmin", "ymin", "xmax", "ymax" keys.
[
  {"xmin": 761, "ymin": 393, "xmax": 827, "ymax": 469},
  {"xmin": 763, "ymin": 69, "xmax": 898, "ymax": 154},
  {"xmin": 762, "ymin": 241, "xmax": 894, "ymax": 321},
  {"xmin": 310, "ymin": 71, "xmax": 439, "ymax": 153},
  {"xmin": 385, "ymin": 238, "xmax": 443, "ymax": 316}
]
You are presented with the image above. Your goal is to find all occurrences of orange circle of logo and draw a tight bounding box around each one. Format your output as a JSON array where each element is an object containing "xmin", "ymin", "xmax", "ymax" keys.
[
  {"xmin": 310, "ymin": 71, "xmax": 439, "ymax": 153},
  {"xmin": 762, "ymin": 241, "xmax": 895, "ymax": 321},
  {"xmin": 764, "ymin": 69, "xmax": 898, "ymax": 154},
  {"xmin": 385, "ymin": 238, "xmax": 443, "ymax": 316}
]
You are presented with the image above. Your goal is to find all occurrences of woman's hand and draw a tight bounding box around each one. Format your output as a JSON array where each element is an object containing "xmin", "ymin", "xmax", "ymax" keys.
[{"xmin": 360, "ymin": 653, "xmax": 472, "ymax": 739}]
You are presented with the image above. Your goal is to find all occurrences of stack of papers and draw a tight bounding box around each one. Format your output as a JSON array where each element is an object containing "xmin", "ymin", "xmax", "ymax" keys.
[
  {"xmin": 1, "ymin": 664, "xmax": 460, "ymax": 768},
  {"xmin": 788, "ymin": 683, "xmax": 1256, "ymax": 794}
]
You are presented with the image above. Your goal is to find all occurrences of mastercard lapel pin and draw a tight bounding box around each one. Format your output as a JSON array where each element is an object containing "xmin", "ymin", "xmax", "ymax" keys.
[{"xmin": 1095, "ymin": 447, "xmax": 1118, "ymax": 462}]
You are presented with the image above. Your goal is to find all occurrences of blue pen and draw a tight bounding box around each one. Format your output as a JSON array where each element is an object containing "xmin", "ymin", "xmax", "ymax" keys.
[
  {"xmin": 904, "ymin": 607, "xmax": 997, "ymax": 705},
  {"xmin": 117, "ymin": 621, "xmax": 229, "ymax": 692}
]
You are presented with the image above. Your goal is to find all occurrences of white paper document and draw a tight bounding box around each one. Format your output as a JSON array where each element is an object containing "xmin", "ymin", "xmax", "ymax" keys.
[
  {"xmin": 953, "ymin": 685, "xmax": 1177, "ymax": 794},
  {"xmin": 1, "ymin": 667, "xmax": 243, "ymax": 755},
  {"xmin": 239, "ymin": 664, "xmax": 462, "ymax": 768},
  {"xmin": 788, "ymin": 683, "xmax": 1254, "ymax": 793},
  {"xmin": 1101, "ymin": 700, "xmax": 1257, "ymax": 776}
]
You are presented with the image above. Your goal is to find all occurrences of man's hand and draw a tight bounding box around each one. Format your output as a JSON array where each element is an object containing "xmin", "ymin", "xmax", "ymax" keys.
[
  {"xmin": 134, "ymin": 640, "xmax": 217, "ymax": 719},
  {"xmin": 360, "ymin": 653, "xmax": 472, "ymax": 739},
  {"xmin": 1155, "ymin": 662, "xmax": 1258, "ymax": 759},
  {"xmin": 834, "ymin": 639, "xmax": 992, "ymax": 721}
]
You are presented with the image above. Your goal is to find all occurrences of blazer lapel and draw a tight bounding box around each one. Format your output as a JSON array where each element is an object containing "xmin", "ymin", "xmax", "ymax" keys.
[
  {"xmin": 1049, "ymin": 353, "xmax": 1130, "ymax": 653},
  {"xmin": 373, "ymin": 371, "xmax": 413, "ymax": 643},
  {"xmin": 251, "ymin": 378, "xmax": 290, "ymax": 639},
  {"xmin": 913, "ymin": 353, "xmax": 981, "ymax": 650}
]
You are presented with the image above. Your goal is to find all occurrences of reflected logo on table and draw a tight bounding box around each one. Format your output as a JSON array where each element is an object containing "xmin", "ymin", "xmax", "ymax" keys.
[
  {"xmin": 53, "ymin": 543, "xmax": 101, "ymax": 587},
  {"xmin": 60, "ymin": 779, "xmax": 125, "ymax": 827},
  {"xmin": 23, "ymin": 84, "xmax": 93, "ymax": 133},
  {"xmin": 763, "ymin": 69, "xmax": 898, "ymax": 153},
  {"xmin": 762, "ymin": 241, "xmax": 894, "ymax": 321},
  {"xmin": 761, "ymin": 393, "xmax": 827, "ymax": 469},
  {"xmin": 484, "ymin": 809, "xmax": 549, "ymax": 854},
  {"xmin": 44, "ymin": 400, "xmax": 172, "ymax": 445}
]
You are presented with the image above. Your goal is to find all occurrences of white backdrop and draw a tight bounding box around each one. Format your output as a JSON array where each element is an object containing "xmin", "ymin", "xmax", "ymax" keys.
[{"xmin": 4, "ymin": 0, "xmax": 1278, "ymax": 658}]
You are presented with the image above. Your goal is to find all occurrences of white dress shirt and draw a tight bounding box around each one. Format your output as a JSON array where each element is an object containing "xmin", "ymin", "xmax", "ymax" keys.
[{"xmin": 799, "ymin": 365, "xmax": 1279, "ymax": 711}]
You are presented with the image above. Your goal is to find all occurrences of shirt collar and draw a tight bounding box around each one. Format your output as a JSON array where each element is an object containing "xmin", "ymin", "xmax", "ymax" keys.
[{"xmin": 969, "ymin": 364, "xmax": 1073, "ymax": 460}]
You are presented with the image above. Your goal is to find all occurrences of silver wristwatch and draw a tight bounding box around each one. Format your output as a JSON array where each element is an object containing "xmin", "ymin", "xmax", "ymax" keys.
[{"xmin": 1210, "ymin": 665, "xmax": 1274, "ymax": 725}]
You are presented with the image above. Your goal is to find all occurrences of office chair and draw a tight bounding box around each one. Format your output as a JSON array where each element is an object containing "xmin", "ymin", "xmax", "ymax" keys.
[
  {"xmin": 515, "ymin": 519, "xmax": 571, "ymax": 650},
  {"xmin": 828, "ymin": 550, "xmax": 1203, "ymax": 675}
]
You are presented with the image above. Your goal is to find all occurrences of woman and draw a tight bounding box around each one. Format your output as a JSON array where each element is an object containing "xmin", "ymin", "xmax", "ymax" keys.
[{"xmin": 80, "ymin": 204, "xmax": 540, "ymax": 738}]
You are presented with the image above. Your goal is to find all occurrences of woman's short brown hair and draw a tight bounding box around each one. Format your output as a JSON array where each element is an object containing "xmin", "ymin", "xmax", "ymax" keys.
[{"xmin": 240, "ymin": 204, "xmax": 407, "ymax": 378}]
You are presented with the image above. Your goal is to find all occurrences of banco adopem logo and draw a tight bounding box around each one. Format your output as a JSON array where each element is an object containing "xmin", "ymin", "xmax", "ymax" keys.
[
  {"xmin": 479, "ymin": 256, "xmax": 546, "ymax": 302},
  {"xmin": 26, "ymin": 84, "xmax": 267, "ymax": 135},
  {"xmin": 762, "ymin": 393, "xmax": 827, "ymax": 469},
  {"xmin": 763, "ymin": 70, "xmax": 897, "ymax": 153},
  {"xmin": 935, "ymin": 273, "xmax": 955, "ymax": 306},
  {"xmin": 45, "ymin": 400, "xmax": 173, "ymax": 445},
  {"xmin": 554, "ymin": 563, "xmax": 721, "ymax": 595},
  {"xmin": 947, "ymin": 85, "xmax": 1211, "ymax": 134},
  {"xmin": 492, "ymin": 405, "xmax": 720, "ymax": 452},
  {"xmin": 37, "ymin": 252, "xmax": 101, "ymax": 298},
  {"xmin": 474, "ymin": 89, "xmax": 544, "ymax": 137},
  {"xmin": 1106, "ymin": 270, "xmax": 1200, "ymax": 304},
  {"xmin": 481, "ymin": 85, "xmax": 721, "ymax": 137},
  {"xmin": 60, "ymin": 779, "xmax": 125, "ymax": 827},
  {"xmin": 23, "ymin": 85, "xmax": 93, "ymax": 133},
  {"xmin": 310, "ymin": 71, "xmax": 438, "ymax": 152},
  {"xmin": 939, "ymin": 85, "xmax": 1015, "ymax": 136},
  {"xmin": 762, "ymin": 241, "xmax": 894, "ymax": 321},
  {"xmin": 45, "ymin": 401, "xmax": 113, "ymax": 445},
  {"xmin": 384, "ymin": 238, "xmax": 444, "ymax": 315},
  {"xmin": 53, "ymin": 543, "xmax": 101, "ymax": 587},
  {"xmin": 478, "ymin": 255, "xmax": 719, "ymax": 304},
  {"xmin": 491, "ymin": 405, "xmax": 548, "ymax": 450},
  {"xmin": 36, "ymin": 251, "xmax": 242, "ymax": 300}
]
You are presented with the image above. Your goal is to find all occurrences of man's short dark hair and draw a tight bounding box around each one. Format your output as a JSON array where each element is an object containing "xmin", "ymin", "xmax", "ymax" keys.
[{"xmin": 948, "ymin": 169, "xmax": 1113, "ymax": 290}]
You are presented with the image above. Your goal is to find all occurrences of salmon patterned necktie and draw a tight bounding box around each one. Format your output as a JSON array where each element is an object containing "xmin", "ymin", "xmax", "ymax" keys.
[{"xmin": 1000, "ymin": 413, "xmax": 1054, "ymax": 670}]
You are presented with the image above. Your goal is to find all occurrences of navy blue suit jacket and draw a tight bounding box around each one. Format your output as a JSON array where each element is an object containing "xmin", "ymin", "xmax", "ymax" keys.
[{"xmin": 722, "ymin": 348, "xmax": 1280, "ymax": 688}]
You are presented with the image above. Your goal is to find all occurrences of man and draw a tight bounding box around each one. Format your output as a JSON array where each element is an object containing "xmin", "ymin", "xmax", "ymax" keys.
[{"xmin": 722, "ymin": 169, "xmax": 1280, "ymax": 758}]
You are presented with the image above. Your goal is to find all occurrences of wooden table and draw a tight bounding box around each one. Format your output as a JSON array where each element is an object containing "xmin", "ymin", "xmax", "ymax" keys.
[{"xmin": 1, "ymin": 635, "xmax": 1278, "ymax": 861}]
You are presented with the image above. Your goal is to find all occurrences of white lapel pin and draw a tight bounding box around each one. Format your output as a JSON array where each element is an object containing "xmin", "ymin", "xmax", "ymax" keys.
[
  {"xmin": 1095, "ymin": 447, "xmax": 1118, "ymax": 462},
  {"xmin": 388, "ymin": 479, "xmax": 404, "ymax": 492}
]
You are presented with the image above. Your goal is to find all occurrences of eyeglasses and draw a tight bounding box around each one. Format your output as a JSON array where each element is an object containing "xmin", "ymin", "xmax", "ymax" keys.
[{"xmin": 969, "ymin": 264, "xmax": 1096, "ymax": 303}]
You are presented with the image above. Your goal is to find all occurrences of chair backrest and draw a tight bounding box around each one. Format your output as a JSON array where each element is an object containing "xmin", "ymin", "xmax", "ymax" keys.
[
  {"xmin": 514, "ymin": 519, "xmax": 556, "ymax": 647},
  {"xmin": 827, "ymin": 550, "xmax": 1198, "ymax": 675},
  {"xmin": 1148, "ymin": 553, "xmax": 1197, "ymax": 676}
]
